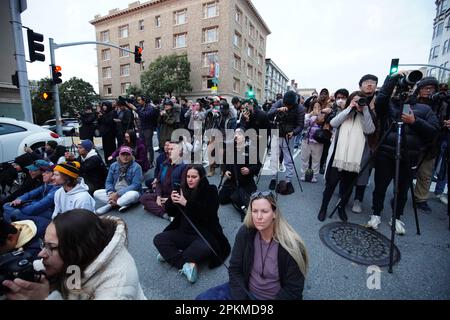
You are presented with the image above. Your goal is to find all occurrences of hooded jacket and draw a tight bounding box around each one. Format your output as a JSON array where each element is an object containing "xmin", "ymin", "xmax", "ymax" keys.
[
  {"xmin": 18, "ymin": 183, "xmax": 60, "ymax": 218},
  {"xmin": 11, "ymin": 220, "xmax": 41, "ymax": 257},
  {"xmin": 77, "ymin": 149, "xmax": 107, "ymax": 191},
  {"xmin": 46, "ymin": 218, "xmax": 147, "ymax": 300},
  {"xmin": 52, "ymin": 178, "xmax": 96, "ymax": 218}
]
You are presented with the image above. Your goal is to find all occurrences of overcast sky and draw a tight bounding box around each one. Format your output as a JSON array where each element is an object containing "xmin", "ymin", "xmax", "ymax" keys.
[{"xmin": 21, "ymin": 0, "xmax": 435, "ymax": 94}]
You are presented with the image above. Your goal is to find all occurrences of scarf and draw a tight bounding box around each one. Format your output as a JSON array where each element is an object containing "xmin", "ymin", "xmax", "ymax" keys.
[
  {"xmin": 332, "ymin": 111, "xmax": 366, "ymax": 173},
  {"xmin": 117, "ymin": 157, "xmax": 134, "ymax": 180}
]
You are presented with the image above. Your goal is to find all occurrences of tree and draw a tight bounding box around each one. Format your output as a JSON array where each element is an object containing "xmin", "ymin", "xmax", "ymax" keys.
[
  {"xmin": 141, "ymin": 54, "xmax": 192, "ymax": 100},
  {"xmin": 59, "ymin": 77, "xmax": 100, "ymax": 116},
  {"xmin": 30, "ymin": 78, "xmax": 54, "ymax": 125},
  {"xmin": 126, "ymin": 85, "xmax": 144, "ymax": 98}
]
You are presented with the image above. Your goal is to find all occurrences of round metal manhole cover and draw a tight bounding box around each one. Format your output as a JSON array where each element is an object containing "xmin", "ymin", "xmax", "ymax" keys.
[{"xmin": 319, "ymin": 222, "xmax": 401, "ymax": 266}]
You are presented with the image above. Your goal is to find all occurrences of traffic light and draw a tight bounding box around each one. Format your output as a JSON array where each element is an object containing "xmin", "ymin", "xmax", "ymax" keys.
[
  {"xmin": 390, "ymin": 58, "xmax": 400, "ymax": 75},
  {"xmin": 134, "ymin": 46, "xmax": 143, "ymax": 64},
  {"xmin": 27, "ymin": 29, "xmax": 45, "ymax": 62},
  {"xmin": 41, "ymin": 92, "xmax": 52, "ymax": 101},
  {"xmin": 246, "ymin": 89, "xmax": 255, "ymax": 98},
  {"xmin": 51, "ymin": 65, "xmax": 62, "ymax": 85}
]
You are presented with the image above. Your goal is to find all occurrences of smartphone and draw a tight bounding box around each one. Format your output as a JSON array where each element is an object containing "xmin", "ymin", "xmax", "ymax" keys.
[
  {"xmin": 402, "ymin": 105, "xmax": 413, "ymax": 115},
  {"xmin": 173, "ymin": 182, "xmax": 181, "ymax": 193}
]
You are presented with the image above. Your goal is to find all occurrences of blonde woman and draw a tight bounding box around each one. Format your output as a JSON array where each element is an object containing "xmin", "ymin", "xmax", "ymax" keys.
[{"xmin": 197, "ymin": 191, "xmax": 308, "ymax": 300}]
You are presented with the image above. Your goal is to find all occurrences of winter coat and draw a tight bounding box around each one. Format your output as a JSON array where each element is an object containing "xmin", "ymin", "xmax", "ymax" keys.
[
  {"xmin": 111, "ymin": 139, "xmax": 150, "ymax": 173},
  {"xmin": 303, "ymin": 114, "xmax": 323, "ymax": 144},
  {"xmin": 46, "ymin": 218, "xmax": 147, "ymax": 300},
  {"xmin": 229, "ymin": 226, "xmax": 305, "ymax": 300},
  {"xmin": 79, "ymin": 112, "xmax": 97, "ymax": 140},
  {"xmin": 11, "ymin": 220, "xmax": 42, "ymax": 258},
  {"xmin": 268, "ymin": 100, "xmax": 305, "ymax": 137},
  {"xmin": 105, "ymin": 160, "xmax": 143, "ymax": 196},
  {"xmin": 155, "ymin": 162, "xmax": 187, "ymax": 198},
  {"xmin": 77, "ymin": 149, "xmax": 107, "ymax": 192},
  {"xmin": 164, "ymin": 179, "xmax": 231, "ymax": 269},
  {"xmin": 52, "ymin": 178, "xmax": 96, "ymax": 218},
  {"xmin": 224, "ymin": 143, "xmax": 261, "ymax": 192},
  {"xmin": 158, "ymin": 109, "xmax": 178, "ymax": 147},
  {"xmin": 17, "ymin": 183, "xmax": 60, "ymax": 218},
  {"xmin": 136, "ymin": 103, "xmax": 158, "ymax": 131}
]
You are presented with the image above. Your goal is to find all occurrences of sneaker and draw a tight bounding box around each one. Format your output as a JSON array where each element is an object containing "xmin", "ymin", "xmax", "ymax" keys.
[
  {"xmin": 436, "ymin": 194, "xmax": 448, "ymax": 205},
  {"xmin": 162, "ymin": 213, "xmax": 171, "ymax": 221},
  {"xmin": 352, "ymin": 200, "xmax": 362, "ymax": 214},
  {"xmin": 311, "ymin": 177, "xmax": 318, "ymax": 183},
  {"xmin": 279, "ymin": 163, "xmax": 286, "ymax": 172},
  {"xmin": 319, "ymin": 167, "xmax": 325, "ymax": 175},
  {"xmin": 338, "ymin": 206, "xmax": 348, "ymax": 222},
  {"xmin": 286, "ymin": 182, "xmax": 295, "ymax": 195},
  {"xmin": 179, "ymin": 262, "xmax": 198, "ymax": 283},
  {"xmin": 389, "ymin": 219, "xmax": 406, "ymax": 235},
  {"xmin": 95, "ymin": 204, "xmax": 112, "ymax": 215},
  {"xmin": 317, "ymin": 209, "xmax": 327, "ymax": 222},
  {"xmin": 269, "ymin": 179, "xmax": 277, "ymax": 191},
  {"xmin": 118, "ymin": 205, "xmax": 129, "ymax": 213},
  {"xmin": 156, "ymin": 253, "xmax": 166, "ymax": 263},
  {"xmin": 367, "ymin": 215, "xmax": 381, "ymax": 230},
  {"xmin": 416, "ymin": 201, "xmax": 432, "ymax": 214},
  {"xmin": 300, "ymin": 175, "xmax": 306, "ymax": 182}
]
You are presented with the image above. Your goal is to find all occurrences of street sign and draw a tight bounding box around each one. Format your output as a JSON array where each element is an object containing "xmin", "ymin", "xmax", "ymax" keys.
[
  {"xmin": 211, "ymin": 86, "xmax": 218, "ymax": 94},
  {"xmin": 214, "ymin": 63, "xmax": 220, "ymax": 78}
]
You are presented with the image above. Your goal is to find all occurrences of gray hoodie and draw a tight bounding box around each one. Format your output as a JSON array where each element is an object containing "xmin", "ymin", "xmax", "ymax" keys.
[{"xmin": 52, "ymin": 178, "xmax": 96, "ymax": 219}]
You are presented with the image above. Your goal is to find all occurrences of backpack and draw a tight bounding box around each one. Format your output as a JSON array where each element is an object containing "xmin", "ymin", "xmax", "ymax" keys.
[{"xmin": 275, "ymin": 180, "xmax": 288, "ymax": 195}]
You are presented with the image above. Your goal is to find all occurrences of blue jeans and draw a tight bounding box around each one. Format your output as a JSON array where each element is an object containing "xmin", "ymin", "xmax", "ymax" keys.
[
  {"xmin": 434, "ymin": 140, "xmax": 448, "ymax": 195},
  {"xmin": 196, "ymin": 283, "xmax": 231, "ymax": 300}
]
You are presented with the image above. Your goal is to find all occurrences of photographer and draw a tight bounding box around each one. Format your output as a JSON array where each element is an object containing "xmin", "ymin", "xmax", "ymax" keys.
[
  {"xmin": 158, "ymin": 100, "xmax": 178, "ymax": 151},
  {"xmin": 2, "ymin": 209, "xmax": 146, "ymax": 300},
  {"xmin": 267, "ymin": 91, "xmax": 305, "ymax": 194},
  {"xmin": 97, "ymin": 101, "xmax": 117, "ymax": 163},
  {"xmin": 77, "ymin": 106, "xmax": 97, "ymax": 142},
  {"xmin": 367, "ymin": 72, "xmax": 440, "ymax": 234},
  {"xmin": 114, "ymin": 99, "xmax": 135, "ymax": 147}
]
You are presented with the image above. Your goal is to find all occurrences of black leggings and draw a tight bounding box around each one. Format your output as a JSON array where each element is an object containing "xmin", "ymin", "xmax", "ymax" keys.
[{"xmin": 320, "ymin": 167, "xmax": 358, "ymax": 212}]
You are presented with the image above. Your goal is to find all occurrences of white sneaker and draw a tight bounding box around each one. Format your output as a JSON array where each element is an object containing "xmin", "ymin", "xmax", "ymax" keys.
[
  {"xmin": 95, "ymin": 204, "xmax": 112, "ymax": 215},
  {"xmin": 279, "ymin": 163, "xmax": 286, "ymax": 172},
  {"xmin": 118, "ymin": 205, "xmax": 129, "ymax": 213},
  {"xmin": 367, "ymin": 215, "xmax": 381, "ymax": 230},
  {"xmin": 436, "ymin": 194, "xmax": 448, "ymax": 205},
  {"xmin": 389, "ymin": 219, "xmax": 406, "ymax": 235},
  {"xmin": 352, "ymin": 200, "xmax": 362, "ymax": 214}
]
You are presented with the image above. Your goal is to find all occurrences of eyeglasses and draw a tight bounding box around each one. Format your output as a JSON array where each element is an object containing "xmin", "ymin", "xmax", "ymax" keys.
[
  {"xmin": 39, "ymin": 239, "xmax": 59, "ymax": 256},
  {"xmin": 362, "ymin": 80, "xmax": 377, "ymax": 85},
  {"xmin": 250, "ymin": 191, "xmax": 274, "ymax": 200}
]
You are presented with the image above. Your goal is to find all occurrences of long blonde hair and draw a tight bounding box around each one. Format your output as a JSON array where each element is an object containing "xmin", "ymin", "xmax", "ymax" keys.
[{"xmin": 243, "ymin": 194, "xmax": 309, "ymax": 277}]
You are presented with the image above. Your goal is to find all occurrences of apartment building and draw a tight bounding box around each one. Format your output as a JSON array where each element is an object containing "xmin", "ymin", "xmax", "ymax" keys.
[
  {"xmin": 264, "ymin": 58, "xmax": 288, "ymax": 101},
  {"xmin": 90, "ymin": 0, "xmax": 270, "ymax": 102}
]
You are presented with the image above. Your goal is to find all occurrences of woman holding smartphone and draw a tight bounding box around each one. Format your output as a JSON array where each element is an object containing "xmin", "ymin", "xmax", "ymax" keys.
[{"xmin": 153, "ymin": 164, "xmax": 230, "ymax": 284}]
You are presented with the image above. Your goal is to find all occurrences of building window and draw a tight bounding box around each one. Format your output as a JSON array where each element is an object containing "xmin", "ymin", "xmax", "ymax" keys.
[
  {"xmin": 233, "ymin": 31, "xmax": 242, "ymax": 47},
  {"xmin": 101, "ymin": 49, "xmax": 111, "ymax": 61},
  {"xmin": 120, "ymin": 64, "xmax": 130, "ymax": 77},
  {"xmin": 433, "ymin": 45, "xmax": 440, "ymax": 59},
  {"xmin": 202, "ymin": 76, "xmax": 214, "ymax": 90},
  {"xmin": 249, "ymin": 23, "xmax": 256, "ymax": 38},
  {"xmin": 203, "ymin": 26, "xmax": 219, "ymax": 43},
  {"xmin": 257, "ymin": 54, "xmax": 263, "ymax": 65},
  {"xmin": 139, "ymin": 40, "xmax": 145, "ymax": 50},
  {"xmin": 257, "ymin": 88, "xmax": 262, "ymax": 99},
  {"xmin": 202, "ymin": 51, "xmax": 218, "ymax": 67},
  {"xmin": 174, "ymin": 9, "xmax": 187, "ymax": 25},
  {"xmin": 233, "ymin": 54, "xmax": 241, "ymax": 71},
  {"xmin": 235, "ymin": 6, "xmax": 242, "ymax": 24},
  {"xmin": 102, "ymin": 67, "xmax": 111, "ymax": 79},
  {"xmin": 247, "ymin": 64, "xmax": 253, "ymax": 78},
  {"xmin": 104, "ymin": 85, "xmax": 112, "ymax": 96},
  {"xmin": 119, "ymin": 25, "xmax": 129, "ymax": 38},
  {"xmin": 174, "ymin": 33, "xmax": 187, "ymax": 48},
  {"xmin": 444, "ymin": 40, "xmax": 449, "ymax": 55},
  {"xmin": 138, "ymin": 20, "xmax": 144, "ymax": 31},
  {"xmin": 119, "ymin": 44, "xmax": 130, "ymax": 58},
  {"xmin": 233, "ymin": 78, "xmax": 240, "ymax": 93},
  {"xmin": 100, "ymin": 30, "xmax": 110, "ymax": 43},
  {"xmin": 121, "ymin": 83, "xmax": 131, "ymax": 95},
  {"xmin": 155, "ymin": 37, "xmax": 162, "ymax": 49},
  {"xmin": 434, "ymin": 22, "xmax": 444, "ymax": 38},
  {"xmin": 260, "ymin": 36, "xmax": 264, "ymax": 48},
  {"xmin": 203, "ymin": 1, "xmax": 219, "ymax": 19},
  {"xmin": 247, "ymin": 44, "xmax": 254, "ymax": 58},
  {"xmin": 155, "ymin": 15, "xmax": 161, "ymax": 27},
  {"xmin": 257, "ymin": 71, "xmax": 262, "ymax": 82}
]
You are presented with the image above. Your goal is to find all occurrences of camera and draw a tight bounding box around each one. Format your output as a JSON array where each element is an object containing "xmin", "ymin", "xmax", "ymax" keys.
[
  {"xmin": 396, "ymin": 70, "xmax": 423, "ymax": 92},
  {"xmin": 0, "ymin": 251, "xmax": 43, "ymax": 295},
  {"xmin": 357, "ymin": 97, "xmax": 368, "ymax": 107},
  {"xmin": 429, "ymin": 91, "xmax": 450, "ymax": 103}
]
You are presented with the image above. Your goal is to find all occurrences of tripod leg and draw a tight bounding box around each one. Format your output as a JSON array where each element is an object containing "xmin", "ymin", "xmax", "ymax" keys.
[{"xmin": 409, "ymin": 176, "xmax": 421, "ymax": 235}]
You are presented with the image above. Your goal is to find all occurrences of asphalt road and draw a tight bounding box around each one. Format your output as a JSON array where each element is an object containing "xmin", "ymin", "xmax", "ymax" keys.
[{"xmin": 99, "ymin": 149, "xmax": 450, "ymax": 300}]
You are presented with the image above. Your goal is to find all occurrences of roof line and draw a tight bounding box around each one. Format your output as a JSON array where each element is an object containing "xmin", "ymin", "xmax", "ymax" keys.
[{"xmin": 246, "ymin": 0, "xmax": 271, "ymax": 35}]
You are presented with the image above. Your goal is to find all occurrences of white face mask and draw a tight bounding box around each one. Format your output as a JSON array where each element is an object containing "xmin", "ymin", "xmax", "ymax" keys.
[{"xmin": 336, "ymin": 99, "xmax": 346, "ymax": 107}]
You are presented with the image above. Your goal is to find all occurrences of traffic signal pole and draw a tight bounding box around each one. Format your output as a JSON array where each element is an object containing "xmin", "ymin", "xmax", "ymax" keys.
[
  {"xmin": 9, "ymin": 0, "xmax": 33, "ymax": 123},
  {"xmin": 49, "ymin": 40, "xmax": 137, "ymax": 136}
]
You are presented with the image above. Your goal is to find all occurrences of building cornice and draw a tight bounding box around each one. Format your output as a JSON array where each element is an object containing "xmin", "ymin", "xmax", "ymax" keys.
[{"xmin": 245, "ymin": 0, "xmax": 271, "ymax": 35}]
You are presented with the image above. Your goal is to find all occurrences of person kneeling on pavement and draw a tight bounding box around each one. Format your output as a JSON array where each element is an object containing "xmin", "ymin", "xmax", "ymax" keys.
[
  {"xmin": 2, "ymin": 209, "xmax": 147, "ymax": 300},
  {"xmin": 94, "ymin": 146, "xmax": 143, "ymax": 215},
  {"xmin": 153, "ymin": 164, "xmax": 231, "ymax": 284}
]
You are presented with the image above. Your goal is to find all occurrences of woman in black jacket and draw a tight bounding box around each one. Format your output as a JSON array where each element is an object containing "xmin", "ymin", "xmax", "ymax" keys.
[
  {"xmin": 153, "ymin": 164, "xmax": 231, "ymax": 284},
  {"xmin": 97, "ymin": 102, "xmax": 117, "ymax": 163},
  {"xmin": 197, "ymin": 191, "xmax": 309, "ymax": 300}
]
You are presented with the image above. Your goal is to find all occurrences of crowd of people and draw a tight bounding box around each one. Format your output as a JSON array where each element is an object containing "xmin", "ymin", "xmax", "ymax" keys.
[{"xmin": 0, "ymin": 70, "xmax": 448, "ymax": 300}]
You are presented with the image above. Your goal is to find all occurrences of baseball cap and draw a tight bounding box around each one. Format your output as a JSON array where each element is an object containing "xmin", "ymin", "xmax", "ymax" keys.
[
  {"xmin": 119, "ymin": 146, "xmax": 133, "ymax": 155},
  {"xmin": 26, "ymin": 160, "xmax": 51, "ymax": 172}
]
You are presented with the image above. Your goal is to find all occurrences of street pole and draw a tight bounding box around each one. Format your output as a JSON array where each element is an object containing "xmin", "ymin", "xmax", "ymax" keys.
[
  {"xmin": 9, "ymin": 0, "xmax": 33, "ymax": 123},
  {"xmin": 49, "ymin": 38, "xmax": 63, "ymax": 136}
]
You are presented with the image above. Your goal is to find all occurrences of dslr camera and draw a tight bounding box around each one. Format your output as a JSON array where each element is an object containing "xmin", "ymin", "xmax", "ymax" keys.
[
  {"xmin": 395, "ymin": 70, "xmax": 423, "ymax": 93},
  {"xmin": 0, "ymin": 250, "xmax": 43, "ymax": 295}
]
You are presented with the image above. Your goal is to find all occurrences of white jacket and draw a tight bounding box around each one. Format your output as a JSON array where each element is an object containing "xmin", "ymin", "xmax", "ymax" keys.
[
  {"xmin": 47, "ymin": 219, "xmax": 146, "ymax": 300},
  {"xmin": 52, "ymin": 178, "xmax": 96, "ymax": 219}
]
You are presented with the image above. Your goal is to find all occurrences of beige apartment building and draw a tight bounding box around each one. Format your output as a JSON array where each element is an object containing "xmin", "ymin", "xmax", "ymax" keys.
[{"xmin": 90, "ymin": 0, "xmax": 270, "ymax": 102}]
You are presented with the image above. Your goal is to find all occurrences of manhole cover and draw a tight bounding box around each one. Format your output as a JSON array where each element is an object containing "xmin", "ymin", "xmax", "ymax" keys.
[{"xmin": 319, "ymin": 222, "xmax": 401, "ymax": 266}]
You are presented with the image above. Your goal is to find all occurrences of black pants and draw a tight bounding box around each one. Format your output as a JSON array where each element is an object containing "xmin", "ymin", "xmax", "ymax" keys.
[
  {"xmin": 219, "ymin": 184, "xmax": 253, "ymax": 217},
  {"xmin": 320, "ymin": 140, "xmax": 331, "ymax": 169},
  {"xmin": 153, "ymin": 230, "xmax": 212, "ymax": 269},
  {"xmin": 320, "ymin": 166, "xmax": 358, "ymax": 212},
  {"xmin": 372, "ymin": 155, "xmax": 411, "ymax": 219}
]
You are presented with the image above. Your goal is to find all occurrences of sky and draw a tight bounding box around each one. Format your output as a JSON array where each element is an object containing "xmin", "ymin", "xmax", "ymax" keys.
[{"xmin": 21, "ymin": 0, "xmax": 435, "ymax": 94}]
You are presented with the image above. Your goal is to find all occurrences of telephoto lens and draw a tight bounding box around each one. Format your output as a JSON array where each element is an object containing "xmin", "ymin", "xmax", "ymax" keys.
[{"xmin": 357, "ymin": 97, "xmax": 368, "ymax": 107}]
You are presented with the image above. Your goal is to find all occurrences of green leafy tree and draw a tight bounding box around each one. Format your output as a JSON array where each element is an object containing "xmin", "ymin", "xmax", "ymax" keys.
[
  {"xmin": 126, "ymin": 85, "xmax": 144, "ymax": 98},
  {"xmin": 59, "ymin": 77, "xmax": 100, "ymax": 116},
  {"xmin": 30, "ymin": 78, "xmax": 54, "ymax": 125},
  {"xmin": 141, "ymin": 54, "xmax": 192, "ymax": 100}
]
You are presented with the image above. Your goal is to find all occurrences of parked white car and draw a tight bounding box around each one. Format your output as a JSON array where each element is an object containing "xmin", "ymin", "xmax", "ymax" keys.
[{"xmin": 0, "ymin": 117, "xmax": 64, "ymax": 164}]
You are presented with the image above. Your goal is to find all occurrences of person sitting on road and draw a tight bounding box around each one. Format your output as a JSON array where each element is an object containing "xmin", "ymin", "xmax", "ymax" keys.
[
  {"xmin": 196, "ymin": 191, "xmax": 309, "ymax": 300},
  {"xmin": 0, "ymin": 219, "xmax": 41, "ymax": 258},
  {"xmin": 94, "ymin": 146, "xmax": 143, "ymax": 215},
  {"xmin": 2, "ymin": 209, "xmax": 147, "ymax": 300},
  {"xmin": 3, "ymin": 160, "xmax": 61, "ymax": 237},
  {"xmin": 52, "ymin": 162, "xmax": 96, "ymax": 219},
  {"xmin": 108, "ymin": 130, "xmax": 150, "ymax": 173},
  {"xmin": 153, "ymin": 164, "xmax": 231, "ymax": 284},
  {"xmin": 144, "ymin": 139, "xmax": 171, "ymax": 191}
]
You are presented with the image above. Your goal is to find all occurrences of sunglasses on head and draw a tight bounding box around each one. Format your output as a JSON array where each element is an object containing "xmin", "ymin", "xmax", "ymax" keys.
[{"xmin": 250, "ymin": 191, "xmax": 274, "ymax": 200}]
